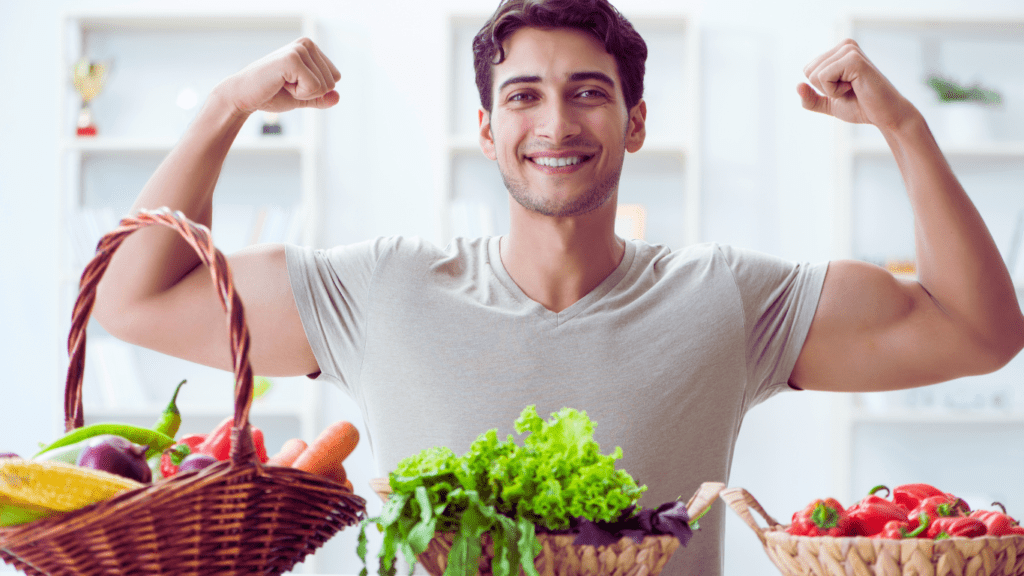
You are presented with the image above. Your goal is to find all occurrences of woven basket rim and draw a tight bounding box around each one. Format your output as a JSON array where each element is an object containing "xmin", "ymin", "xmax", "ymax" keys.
[{"xmin": 764, "ymin": 527, "xmax": 1024, "ymax": 543}]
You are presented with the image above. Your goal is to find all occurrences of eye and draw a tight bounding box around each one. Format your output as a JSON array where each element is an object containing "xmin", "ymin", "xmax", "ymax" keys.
[
  {"xmin": 576, "ymin": 89, "xmax": 609, "ymax": 102},
  {"xmin": 508, "ymin": 92, "xmax": 536, "ymax": 103}
]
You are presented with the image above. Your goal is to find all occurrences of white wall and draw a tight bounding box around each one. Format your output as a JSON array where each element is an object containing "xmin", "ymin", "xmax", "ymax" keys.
[{"xmin": 1, "ymin": 0, "xmax": 1020, "ymax": 575}]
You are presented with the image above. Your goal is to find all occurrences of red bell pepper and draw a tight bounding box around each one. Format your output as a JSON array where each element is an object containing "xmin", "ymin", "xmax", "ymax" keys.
[
  {"xmin": 178, "ymin": 433, "xmax": 207, "ymax": 451},
  {"xmin": 970, "ymin": 506, "xmax": 1024, "ymax": 536},
  {"xmin": 787, "ymin": 498, "xmax": 856, "ymax": 537},
  {"xmin": 907, "ymin": 494, "xmax": 969, "ymax": 531},
  {"xmin": 197, "ymin": 417, "xmax": 234, "ymax": 460},
  {"xmin": 251, "ymin": 426, "xmax": 269, "ymax": 464},
  {"xmin": 926, "ymin": 516, "xmax": 987, "ymax": 540},
  {"xmin": 892, "ymin": 483, "xmax": 947, "ymax": 512},
  {"xmin": 846, "ymin": 486, "xmax": 908, "ymax": 537},
  {"xmin": 159, "ymin": 443, "xmax": 192, "ymax": 478},
  {"xmin": 874, "ymin": 513, "xmax": 930, "ymax": 539},
  {"xmin": 195, "ymin": 416, "xmax": 268, "ymax": 463}
]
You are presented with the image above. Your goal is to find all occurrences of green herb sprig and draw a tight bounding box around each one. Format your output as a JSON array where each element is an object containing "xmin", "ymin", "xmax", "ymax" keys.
[{"xmin": 926, "ymin": 74, "xmax": 1002, "ymax": 105}]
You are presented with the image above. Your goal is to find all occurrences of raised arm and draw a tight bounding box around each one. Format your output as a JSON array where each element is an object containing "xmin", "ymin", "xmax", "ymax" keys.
[
  {"xmin": 92, "ymin": 38, "xmax": 341, "ymax": 377},
  {"xmin": 789, "ymin": 39, "xmax": 1024, "ymax": 392}
]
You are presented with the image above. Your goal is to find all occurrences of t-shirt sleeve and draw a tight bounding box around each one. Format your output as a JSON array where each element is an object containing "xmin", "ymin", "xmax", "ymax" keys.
[
  {"xmin": 718, "ymin": 245, "xmax": 828, "ymax": 406},
  {"xmin": 284, "ymin": 238, "xmax": 393, "ymax": 392}
]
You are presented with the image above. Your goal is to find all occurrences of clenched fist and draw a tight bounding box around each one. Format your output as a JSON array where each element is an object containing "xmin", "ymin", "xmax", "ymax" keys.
[
  {"xmin": 215, "ymin": 37, "xmax": 341, "ymax": 116},
  {"xmin": 797, "ymin": 39, "xmax": 918, "ymax": 133}
]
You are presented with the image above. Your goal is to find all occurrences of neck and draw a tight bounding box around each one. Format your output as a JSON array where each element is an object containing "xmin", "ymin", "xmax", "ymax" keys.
[{"xmin": 500, "ymin": 200, "xmax": 625, "ymax": 313}]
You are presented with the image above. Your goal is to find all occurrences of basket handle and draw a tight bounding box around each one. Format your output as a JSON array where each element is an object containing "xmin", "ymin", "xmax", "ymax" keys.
[
  {"xmin": 719, "ymin": 487, "xmax": 783, "ymax": 546},
  {"xmin": 684, "ymin": 481, "xmax": 726, "ymax": 521},
  {"xmin": 64, "ymin": 206, "xmax": 259, "ymax": 465}
]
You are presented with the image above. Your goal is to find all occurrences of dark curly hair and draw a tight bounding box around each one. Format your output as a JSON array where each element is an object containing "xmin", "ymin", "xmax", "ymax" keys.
[{"xmin": 472, "ymin": 0, "xmax": 647, "ymax": 113}]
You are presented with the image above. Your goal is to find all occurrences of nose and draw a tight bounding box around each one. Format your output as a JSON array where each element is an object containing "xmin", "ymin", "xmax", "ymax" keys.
[{"xmin": 533, "ymin": 99, "xmax": 581, "ymax": 143}]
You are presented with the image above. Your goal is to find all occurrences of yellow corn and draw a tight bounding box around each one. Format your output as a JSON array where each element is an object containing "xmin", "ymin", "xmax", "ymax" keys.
[{"xmin": 0, "ymin": 458, "xmax": 143, "ymax": 513}]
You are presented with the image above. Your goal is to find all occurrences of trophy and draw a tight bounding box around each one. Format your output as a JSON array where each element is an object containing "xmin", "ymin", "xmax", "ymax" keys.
[{"xmin": 71, "ymin": 58, "xmax": 108, "ymax": 136}]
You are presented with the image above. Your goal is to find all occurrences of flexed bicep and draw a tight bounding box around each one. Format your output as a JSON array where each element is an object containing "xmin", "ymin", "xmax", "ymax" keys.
[
  {"xmin": 789, "ymin": 260, "xmax": 1003, "ymax": 393},
  {"xmin": 103, "ymin": 242, "xmax": 317, "ymax": 378}
]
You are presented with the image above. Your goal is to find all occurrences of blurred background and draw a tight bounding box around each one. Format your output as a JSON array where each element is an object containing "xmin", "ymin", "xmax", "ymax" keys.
[{"xmin": 1, "ymin": 0, "xmax": 1023, "ymax": 574}]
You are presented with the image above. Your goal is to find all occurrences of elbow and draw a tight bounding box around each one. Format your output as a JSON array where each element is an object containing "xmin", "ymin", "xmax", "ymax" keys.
[
  {"xmin": 978, "ymin": 308, "xmax": 1024, "ymax": 373},
  {"xmin": 91, "ymin": 277, "xmax": 136, "ymax": 343}
]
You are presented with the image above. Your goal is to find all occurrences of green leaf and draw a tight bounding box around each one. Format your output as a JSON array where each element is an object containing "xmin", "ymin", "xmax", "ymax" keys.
[
  {"xmin": 444, "ymin": 505, "xmax": 489, "ymax": 576},
  {"xmin": 407, "ymin": 486, "xmax": 439, "ymax": 554},
  {"xmin": 516, "ymin": 516, "xmax": 542, "ymax": 576}
]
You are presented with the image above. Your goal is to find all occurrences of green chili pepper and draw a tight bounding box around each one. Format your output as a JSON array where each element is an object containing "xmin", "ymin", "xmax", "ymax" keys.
[
  {"xmin": 33, "ymin": 423, "xmax": 174, "ymax": 461},
  {"xmin": 152, "ymin": 379, "xmax": 186, "ymax": 438},
  {"xmin": 1, "ymin": 503, "xmax": 52, "ymax": 527}
]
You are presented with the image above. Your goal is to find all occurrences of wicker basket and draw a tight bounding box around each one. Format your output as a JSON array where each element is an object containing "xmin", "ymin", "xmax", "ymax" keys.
[
  {"xmin": 369, "ymin": 478, "xmax": 725, "ymax": 576},
  {"xmin": 0, "ymin": 208, "xmax": 367, "ymax": 576},
  {"xmin": 720, "ymin": 486, "xmax": 1024, "ymax": 576}
]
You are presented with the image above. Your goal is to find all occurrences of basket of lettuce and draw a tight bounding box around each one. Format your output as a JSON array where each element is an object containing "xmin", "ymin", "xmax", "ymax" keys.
[{"xmin": 359, "ymin": 406, "xmax": 724, "ymax": 576}]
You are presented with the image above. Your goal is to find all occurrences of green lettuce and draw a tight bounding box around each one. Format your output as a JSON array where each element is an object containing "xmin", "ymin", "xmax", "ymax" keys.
[{"xmin": 358, "ymin": 406, "xmax": 645, "ymax": 576}]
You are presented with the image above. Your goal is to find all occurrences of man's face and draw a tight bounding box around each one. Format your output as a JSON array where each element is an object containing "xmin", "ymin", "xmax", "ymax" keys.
[{"xmin": 479, "ymin": 26, "xmax": 646, "ymax": 218}]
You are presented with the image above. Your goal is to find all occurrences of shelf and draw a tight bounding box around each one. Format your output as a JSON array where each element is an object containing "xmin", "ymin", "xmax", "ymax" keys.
[
  {"xmin": 849, "ymin": 409, "xmax": 1024, "ymax": 425},
  {"xmin": 851, "ymin": 140, "xmax": 1024, "ymax": 159},
  {"xmin": 62, "ymin": 137, "xmax": 308, "ymax": 155},
  {"xmin": 70, "ymin": 13, "xmax": 308, "ymax": 32}
]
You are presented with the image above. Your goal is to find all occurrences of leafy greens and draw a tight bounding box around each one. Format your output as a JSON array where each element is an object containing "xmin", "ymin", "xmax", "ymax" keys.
[{"xmin": 358, "ymin": 406, "xmax": 646, "ymax": 576}]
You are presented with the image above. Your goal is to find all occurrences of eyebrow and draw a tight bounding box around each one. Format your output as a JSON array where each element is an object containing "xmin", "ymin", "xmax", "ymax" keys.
[{"xmin": 497, "ymin": 71, "xmax": 617, "ymax": 92}]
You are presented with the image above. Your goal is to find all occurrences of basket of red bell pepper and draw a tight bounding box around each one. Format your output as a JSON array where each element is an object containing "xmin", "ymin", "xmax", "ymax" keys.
[{"xmin": 720, "ymin": 483, "xmax": 1024, "ymax": 576}]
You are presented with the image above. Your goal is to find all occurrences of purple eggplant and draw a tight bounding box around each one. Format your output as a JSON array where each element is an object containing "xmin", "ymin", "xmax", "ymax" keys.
[
  {"xmin": 177, "ymin": 453, "xmax": 218, "ymax": 473},
  {"xmin": 76, "ymin": 435, "xmax": 152, "ymax": 483},
  {"xmin": 0, "ymin": 453, "xmax": 19, "ymax": 459}
]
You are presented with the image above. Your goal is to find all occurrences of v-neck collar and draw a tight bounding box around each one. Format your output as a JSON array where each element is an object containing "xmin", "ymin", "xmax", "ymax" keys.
[{"xmin": 486, "ymin": 236, "xmax": 637, "ymax": 326}]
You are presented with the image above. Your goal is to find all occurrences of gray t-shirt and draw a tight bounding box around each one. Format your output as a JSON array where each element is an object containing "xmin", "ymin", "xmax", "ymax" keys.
[{"xmin": 286, "ymin": 236, "xmax": 827, "ymax": 576}]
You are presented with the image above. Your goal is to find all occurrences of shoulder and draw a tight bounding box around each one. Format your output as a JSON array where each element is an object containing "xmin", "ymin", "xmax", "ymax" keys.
[{"xmin": 628, "ymin": 241, "xmax": 827, "ymax": 299}]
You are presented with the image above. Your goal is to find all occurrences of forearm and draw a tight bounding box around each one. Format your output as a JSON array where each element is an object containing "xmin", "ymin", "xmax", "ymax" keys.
[
  {"xmin": 883, "ymin": 113, "xmax": 1024, "ymax": 362},
  {"xmin": 94, "ymin": 88, "xmax": 250, "ymax": 326}
]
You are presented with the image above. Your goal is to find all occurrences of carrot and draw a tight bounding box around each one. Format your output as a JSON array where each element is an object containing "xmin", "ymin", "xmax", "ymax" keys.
[
  {"xmin": 268, "ymin": 438, "xmax": 307, "ymax": 467},
  {"xmin": 292, "ymin": 420, "xmax": 359, "ymax": 482}
]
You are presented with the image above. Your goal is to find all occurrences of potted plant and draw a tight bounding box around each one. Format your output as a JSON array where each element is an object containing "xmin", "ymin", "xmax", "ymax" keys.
[{"xmin": 925, "ymin": 73, "xmax": 1003, "ymax": 142}]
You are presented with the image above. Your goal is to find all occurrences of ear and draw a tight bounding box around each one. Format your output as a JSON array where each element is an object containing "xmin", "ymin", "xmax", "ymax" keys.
[
  {"xmin": 625, "ymin": 99, "xmax": 646, "ymax": 153},
  {"xmin": 479, "ymin": 108, "xmax": 497, "ymax": 160}
]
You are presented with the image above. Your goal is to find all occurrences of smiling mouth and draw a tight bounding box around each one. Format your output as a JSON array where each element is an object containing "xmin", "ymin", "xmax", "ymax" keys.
[{"xmin": 528, "ymin": 155, "xmax": 594, "ymax": 168}]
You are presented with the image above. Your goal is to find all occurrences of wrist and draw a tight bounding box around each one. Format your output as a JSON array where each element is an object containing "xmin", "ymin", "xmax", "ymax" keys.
[
  {"xmin": 879, "ymin": 104, "xmax": 929, "ymax": 144},
  {"xmin": 206, "ymin": 82, "xmax": 254, "ymax": 126}
]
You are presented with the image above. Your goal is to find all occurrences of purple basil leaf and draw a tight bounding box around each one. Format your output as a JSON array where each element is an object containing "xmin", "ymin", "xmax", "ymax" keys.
[
  {"xmin": 572, "ymin": 517, "xmax": 619, "ymax": 547},
  {"xmin": 650, "ymin": 501, "xmax": 692, "ymax": 546}
]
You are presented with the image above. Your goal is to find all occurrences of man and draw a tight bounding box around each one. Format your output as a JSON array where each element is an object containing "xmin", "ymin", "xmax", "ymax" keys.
[{"xmin": 92, "ymin": 0, "xmax": 1024, "ymax": 574}]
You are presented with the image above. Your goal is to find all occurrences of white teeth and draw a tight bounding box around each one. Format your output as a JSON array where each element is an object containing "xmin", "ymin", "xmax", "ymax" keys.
[{"xmin": 532, "ymin": 156, "xmax": 583, "ymax": 167}]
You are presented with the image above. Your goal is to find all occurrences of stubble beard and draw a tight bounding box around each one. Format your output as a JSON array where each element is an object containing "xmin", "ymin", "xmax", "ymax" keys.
[{"xmin": 498, "ymin": 143, "xmax": 625, "ymax": 218}]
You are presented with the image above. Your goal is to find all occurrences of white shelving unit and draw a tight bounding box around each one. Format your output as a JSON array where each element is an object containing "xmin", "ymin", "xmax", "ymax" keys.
[
  {"xmin": 831, "ymin": 14, "xmax": 1024, "ymax": 511},
  {"xmin": 56, "ymin": 12, "xmax": 328, "ymax": 572},
  {"xmin": 443, "ymin": 14, "xmax": 700, "ymax": 248}
]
